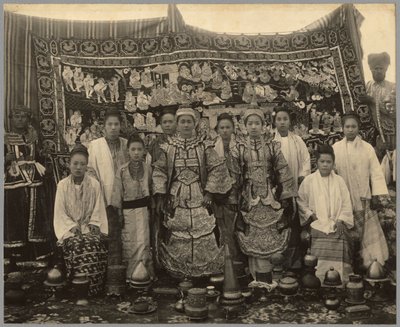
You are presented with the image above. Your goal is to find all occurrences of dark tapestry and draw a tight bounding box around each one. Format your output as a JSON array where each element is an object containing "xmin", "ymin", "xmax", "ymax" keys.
[{"xmin": 32, "ymin": 13, "xmax": 374, "ymax": 178}]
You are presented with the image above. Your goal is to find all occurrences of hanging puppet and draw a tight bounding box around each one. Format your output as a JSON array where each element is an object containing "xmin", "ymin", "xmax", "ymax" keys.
[
  {"xmin": 83, "ymin": 73, "xmax": 95, "ymax": 98},
  {"xmin": 73, "ymin": 67, "xmax": 85, "ymax": 92},
  {"xmin": 62, "ymin": 66, "xmax": 75, "ymax": 92},
  {"xmin": 94, "ymin": 78, "xmax": 108, "ymax": 103}
]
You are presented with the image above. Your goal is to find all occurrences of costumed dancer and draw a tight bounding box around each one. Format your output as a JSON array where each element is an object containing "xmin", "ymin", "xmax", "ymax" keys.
[
  {"xmin": 87, "ymin": 109, "xmax": 129, "ymax": 267},
  {"xmin": 273, "ymin": 106, "xmax": 311, "ymax": 270},
  {"xmin": 4, "ymin": 105, "xmax": 52, "ymax": 269},
  {"xmin": 111, "ymin": 134, "xmax": 155, "ymax": 282},
  {"xmin": 213, "ymin": 113, "xmax": 245, "ymax": 268},
  {"xmin": 152, "ymin": 107, "xmax": 234, "ymax": 278},
  {"xmin": 234, "ymin": 105, "xmax": 297, "ymax": 282},
  {"xmin": 145, "ymin": 108, "xmax": 177, "ymax": 268},
  {"xmin": 333, "ymin": 113, "xmax": 390, "ymax": 270},
  {"xmin": 54, "ymin": 144, "xmax": 108, "ymax": 295},
  {"xmin": 297, "ymin": 145, "xmax": 354, "ymax": 282}
]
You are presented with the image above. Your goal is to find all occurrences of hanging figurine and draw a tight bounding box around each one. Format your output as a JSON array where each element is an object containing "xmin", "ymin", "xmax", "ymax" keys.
[
  {"xmin": 148, "ymin": 88, "xmax": 158, "ymax": 108},
  {"xmin": 242, "ymin": 82, "xmax": 255, "ymax": 103},
  {"xmin": 62, "ymin": 66, "xmax": 75, "ymax": 92},
  {"xmin": 211, "ymin": 69, "xmax": 223, "ymax": 89},
  {"xmin": 238, "ymin": 117, "xmax": 248, "ymax": 136},
  {"xmin": 70, "ymin": 110, "xmax": 83, "ymax": 133},
  {"xmin": 124, "ymin": 91, "xmax": 137, "ymax": 112},
  {"xmin": 108, "ymin": 75, "xmax": 121, "ymax": 103},
  {"xmin": 333, "ymin": 111, "xmax": 342, "ymax": 133},
  {"xmin": 120, "ymin": 111, "xmax": 134, "ymax": 136},
  {"xmin": 220, "ymin": 79, "xmax": 232, "ymax": 100},
  {"xmin": 146, "ymin": 112, "xmax": 156, "ymax": 132},
  {"xmin": 141, "ymin": 67, "xmax": 154, "ymax": 88},
  {"xmin": 83, "ymin": 73, "xmax": 95, "ymax": 98},
  {"xmin": 133, "ymin": 113, "xmax": 146, "ymax": 130},
  {"xmin": 129, "ymin": 69, "xmax": 142, "ymax": 89},
  {"xmin": 201, "ymin": 62, "xmax": 213, "ymax": 82},
  {"xmin": 137, "ymin": 91, "xmax": 149, "ymax": 111},
  {"xmin": 191, "ymin": 61, "xmax": 202, "ymax": 82},
  {"xmin": 64, "ymin": 126, "xmax": 78, "ymax": 151},
  {"xmin": 179, "ymin": 63, "xmax": 193, "ymax": 81},
  {"xmin": 94, "ymin": 78, "xmax": 108, "ymax": 103},
  {"xmin": 170, "ymin": 82, "xmax": 183, "ymax": 104},
  {"xmin": 310, "ymin": 107, "xmax": 322, "ymax": 134},
  {"xmin": 73, "ymin": 67, "xmax": 84, "ymax": 92},
  {"xmin": 161, "ymin": 78, "xmax": 174, "ymax": 105},
  {"xmin": 321, "ymin": 111, "xmax": 333, "ymax": 135}
]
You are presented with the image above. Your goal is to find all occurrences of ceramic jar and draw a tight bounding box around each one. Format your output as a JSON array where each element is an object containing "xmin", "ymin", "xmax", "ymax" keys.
[
  {"xmin": 301, "ymin": 267, "xmax": 321, "ymax": 290},
  {"xmin": 179, "ymin": 278, "xmax": 194, "ymax": 295},
  {"xmin": 185, "ymin": 288, "xmax": 208, "ymax": 319},
  {"xmin": 206, "ymin": 286, "xmax": 219, "ymax": 316},
  {"xmin": 278, "ymin": 277, "xmax": 299, "ymax": 296},
  {"xmin": 304, "ymin": 251, "xmax": 318, "ymax": 268},
  {"xmin": 345, "ymin": 274, "xmax": 365, "ymax": 304},
  {"xmin": 324, "ymin": 293, "xmax": 340, "ymax": 310},
  {"xmin": 72, "ymin": 273, "xmax": 89, "ymax": 305},
  {"xmin": 5, "ymin": 289, "xmax": 26, "ymax": 305},
  {"xmin": 5, "ymin": 272, "xmax": 26, "ymax": 305}
]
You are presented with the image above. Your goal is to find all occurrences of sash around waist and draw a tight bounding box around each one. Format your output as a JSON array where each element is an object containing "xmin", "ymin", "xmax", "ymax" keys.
[{"xmin": 122, "ymin": 196, "xmax": 150, "ymax": 209}]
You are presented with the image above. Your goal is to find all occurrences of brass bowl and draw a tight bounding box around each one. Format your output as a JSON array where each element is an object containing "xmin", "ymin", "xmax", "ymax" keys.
[{"xmin": 133, "ymin": 299, "xmax": 150, "ymax": 312}]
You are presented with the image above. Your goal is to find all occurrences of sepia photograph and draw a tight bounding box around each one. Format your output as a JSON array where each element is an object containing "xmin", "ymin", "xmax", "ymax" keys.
[{"xmin": 3, "ymin": 2, "xmax": 397, "ymax": 324}]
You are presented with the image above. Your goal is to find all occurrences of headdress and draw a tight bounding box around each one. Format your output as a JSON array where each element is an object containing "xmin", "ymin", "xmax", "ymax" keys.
[
  {"xmin": 12, "ymin": 105, "xmax": 31, "ymax": 117},
  {"xmin": 368, "ymin": 52, "xmax": 390, "ymax": 68},
  {"xmin": 243, "ymin": 103, "xmax": 265, "ymax": 123},
  {"xmin": 176, "ymin": 107, "xmax": 196, "ymax": 120}
]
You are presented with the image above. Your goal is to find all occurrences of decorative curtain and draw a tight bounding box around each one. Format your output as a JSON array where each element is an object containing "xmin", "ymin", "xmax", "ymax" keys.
[
  {"xmin": 4, "ymin": 4, "xmax": 185, "ymax": 130},
  {"xmin": 7, "ymin": 4, "xmax": 374, "ymax": 175}
]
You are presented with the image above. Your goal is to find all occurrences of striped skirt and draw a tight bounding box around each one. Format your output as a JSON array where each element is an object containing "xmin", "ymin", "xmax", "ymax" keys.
[{"xmin": 310, "ymin": 227, "xmax": 353, "ymax": 283}]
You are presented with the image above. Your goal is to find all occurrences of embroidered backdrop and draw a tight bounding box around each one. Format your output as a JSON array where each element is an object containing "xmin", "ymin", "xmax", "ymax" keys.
[{"xmin": 29, "ymin": 4, "xmax": 373, "ymax": 168}]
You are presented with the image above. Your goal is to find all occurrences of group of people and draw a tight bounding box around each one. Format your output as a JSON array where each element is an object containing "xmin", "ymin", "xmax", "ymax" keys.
[{"xmin": 53, "ymin": 101, "xmax": 391, "ymax": 295}]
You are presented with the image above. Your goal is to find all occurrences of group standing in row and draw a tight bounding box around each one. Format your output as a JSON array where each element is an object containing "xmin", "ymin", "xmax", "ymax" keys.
[{"xmin": 53, "ymin": 104, "xmax": 391, "ymax": 295}]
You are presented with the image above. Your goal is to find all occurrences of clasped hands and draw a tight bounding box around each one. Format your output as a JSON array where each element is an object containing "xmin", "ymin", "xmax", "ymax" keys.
[
  {"xmin": 309, "ymin": 213, "xmax": 346, "ymax": 237},
  {"xmin": 70, "ymin": 224, "xmax": 100, "ymax": 237}
]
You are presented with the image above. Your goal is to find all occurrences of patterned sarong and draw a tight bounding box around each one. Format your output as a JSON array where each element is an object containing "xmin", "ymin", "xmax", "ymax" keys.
[{"xmin": 63, "ymin": 234, "xmax": 108, "ymax": 296}]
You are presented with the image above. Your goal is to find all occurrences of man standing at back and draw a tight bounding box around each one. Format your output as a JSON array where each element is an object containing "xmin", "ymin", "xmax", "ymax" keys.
[{"xmin": 87, "ymin": 108, "xmax": 129, "ymax": 267}]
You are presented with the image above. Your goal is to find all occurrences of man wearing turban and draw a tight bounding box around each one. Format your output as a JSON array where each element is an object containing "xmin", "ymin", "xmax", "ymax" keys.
[{"xmin": 361, "ymin": 52, "xmax": 396, "ymax": 162}]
